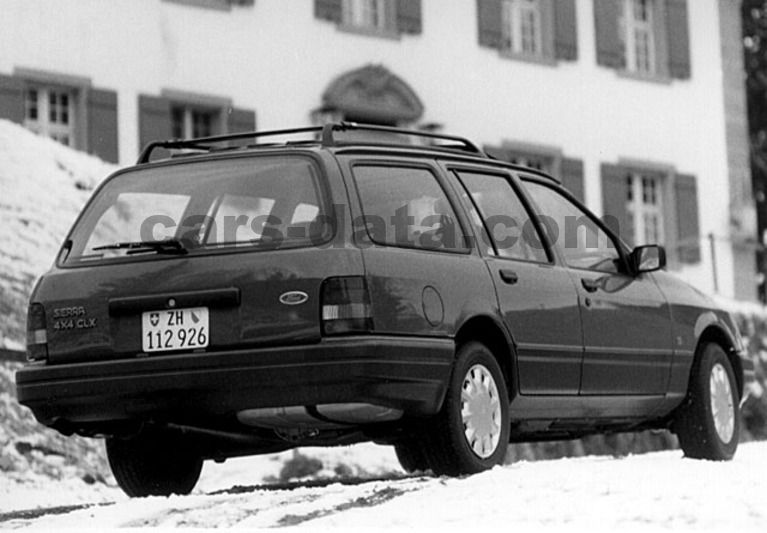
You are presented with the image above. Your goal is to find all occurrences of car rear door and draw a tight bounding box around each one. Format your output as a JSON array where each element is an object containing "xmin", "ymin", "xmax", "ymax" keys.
[
  {"xmin": 449, "ymin": 166, "xmax": 584, "ymax": 395},
  {"xmin": 339, "ymin": 157, "xmax": 497, "ymax": 340},
  {"xmin": 522, "ymin": 178, "xmax": 673, "ymax": 395}
]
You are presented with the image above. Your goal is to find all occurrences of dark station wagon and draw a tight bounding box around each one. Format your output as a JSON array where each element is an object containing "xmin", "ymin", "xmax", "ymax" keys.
[{"xmin": 16, "ymin": 123, "xmax": 755, "ymax": 497}]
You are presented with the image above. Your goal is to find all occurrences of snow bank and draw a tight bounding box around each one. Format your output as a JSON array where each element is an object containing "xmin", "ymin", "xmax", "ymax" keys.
[{"xmin": 0, "ymin": 119, "xmax": 117, "ymax": 344}]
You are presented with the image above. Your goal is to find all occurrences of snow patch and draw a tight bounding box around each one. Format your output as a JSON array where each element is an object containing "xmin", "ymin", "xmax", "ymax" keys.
[{"xmin": 0, "ymin": 119, "xmax": 117, "ymax": 344}]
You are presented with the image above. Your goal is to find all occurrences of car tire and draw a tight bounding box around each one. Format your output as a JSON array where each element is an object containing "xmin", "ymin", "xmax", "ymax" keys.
[
  {"xmin": 106, "ymin": 431, "xmax": 203, "ymax": 497},
  {"xmin": 394, "ymin": 439, "xmax": 430, "ymax": 473},
  {"xmin": 423, "ymin": 341, "xmax": 510, "ymax": 476},
  {"xmin": 674, "ymin": 342, "xmax": 740, "ymax": 461}
]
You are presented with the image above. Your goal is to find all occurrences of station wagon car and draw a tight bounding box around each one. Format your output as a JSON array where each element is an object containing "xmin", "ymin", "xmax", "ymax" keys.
[{"xmin": 16, "ymin": 123, "xmax": 755, "ymax": 497}]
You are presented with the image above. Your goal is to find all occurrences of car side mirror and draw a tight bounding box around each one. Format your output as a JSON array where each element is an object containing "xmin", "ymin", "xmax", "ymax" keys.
[{"xmin": 632, "ymin": 245, "xmax": 666, "ymax": 274}]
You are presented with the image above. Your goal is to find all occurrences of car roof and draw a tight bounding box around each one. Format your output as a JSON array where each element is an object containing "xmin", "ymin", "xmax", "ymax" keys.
[{"xmin": 135, "ymin": 122, "xmax": 561, "ymax": 186}]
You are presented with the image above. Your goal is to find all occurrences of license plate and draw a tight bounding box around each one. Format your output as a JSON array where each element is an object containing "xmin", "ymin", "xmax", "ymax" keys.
[{"xmin": 141, "ymin": 307, "xmax": 209, "ymax": 352}]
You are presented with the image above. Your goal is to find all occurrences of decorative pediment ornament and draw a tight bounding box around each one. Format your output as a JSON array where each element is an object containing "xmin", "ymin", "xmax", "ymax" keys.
[{"xmin": 322, "ymin": 64, "xmax": 424, "ymax": 123}]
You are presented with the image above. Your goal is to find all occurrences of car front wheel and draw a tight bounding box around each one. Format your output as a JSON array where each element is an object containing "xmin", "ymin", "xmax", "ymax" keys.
[
  {"xmin": 424, "ymin": 341, "xmax": 510, "ymax": 475},
  {"xmin": 674, "ymin": 342, "xmax": 740, "ymax": 461},
  {"xmin": 106, "ymin": 430, "xmax": 203, "ymax": 497}
]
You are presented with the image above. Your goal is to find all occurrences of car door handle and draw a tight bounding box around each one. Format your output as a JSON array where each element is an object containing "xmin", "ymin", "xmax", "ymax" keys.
[
  {"xmin": 581, "ymin": 278, "xmax": 599, "ymax": 293},
  {"xmin": 499, "ymin": 269, "xmax": 519, "ymax": 285}
]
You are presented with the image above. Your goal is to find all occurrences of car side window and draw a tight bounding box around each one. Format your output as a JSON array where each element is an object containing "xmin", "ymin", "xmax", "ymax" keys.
[
  {"xmin": 352, "ymin": 165, "xmax": 465, "ymax": 252},
  {"xmin": 455, "ymin": 170, "xmax": 548, "ymax": 263},
  {"xmin": 523, "ymin": 180, "xmax": 622, "ymax": 273}
]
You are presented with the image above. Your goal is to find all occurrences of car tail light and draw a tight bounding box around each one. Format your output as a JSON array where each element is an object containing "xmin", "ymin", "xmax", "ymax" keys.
[
  {"xmin": 321, "ymin": 276, "xmax": 373, "ymax": 335},
  {"xmin": 26, "ymin": 303, "xmax": 48, "ymax": 362}
]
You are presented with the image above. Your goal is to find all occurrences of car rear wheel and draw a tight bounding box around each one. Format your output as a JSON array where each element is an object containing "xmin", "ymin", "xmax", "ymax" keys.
[
  {"xmin": 674, "ymin": 343, "xmax": 740, "ymax": 461},
  {"xmin": 394, "ymin": 438, "xmax": 430, "ymax": 473},
  {"xmin": 106, "ymin": 431, "xmax": 203, "ymax": 497},
  {"xmin": 423, "ymin": 341, "xmax": 510, "ymax": 475}
]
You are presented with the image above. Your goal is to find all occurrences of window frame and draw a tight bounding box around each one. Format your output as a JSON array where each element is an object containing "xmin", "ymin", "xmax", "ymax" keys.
[
  {"xmin": 484, "ymin": 141, "xmax": 563, "ymax": 176},
  {"xmin": 615, "ymin": 0, "xmax": 672, "ymax": 82},
  {"xmin": 171, "ymin": 105, "xmax": 219, "ymax": 139},
  {"xmin": 502, "ymin": 0, "xmax": 544, "ymax": 57},
  {"xmin": 161, "ymin": 89, "xmax": 231, "ymax": 139},
  {"xmin": 452, "ymin": 167, "xmax": 554, "ymax": 265},
  {"xmin": 348, "ymin": 160, "xmax": 472, "ymax": 255},
  {"xmin": 23, "ymin": 84, "xmax": 78, "ymax": 147},
  {"xmin": 605, "ymin": 159, "xmax": 698, "ymax": 268},
  {"xmin": 498, "ymin": 0, "xmax": 556, "ymax": 65},
  {"xmin": 338, "ymin": 0, "xmax": 400, "ymax": 39},
  {"xmin": 520, "ymin": 175, "xmax": 632, "ymax": 274},
  {"xmin": 622, "ymin": 0, "xmax": 657, "ymax": 75},
  {"xmin": 625, "ymin": 170, "xmax": 666, "ymax": 247},
  {"xmin": 13, "ymin": 68, "xmax": 92, "ymax": 150}
]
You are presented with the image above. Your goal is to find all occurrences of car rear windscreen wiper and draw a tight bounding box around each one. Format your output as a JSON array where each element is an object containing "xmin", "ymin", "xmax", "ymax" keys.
[{"xmin": 92, "ymin": 239, "xmax": 188, "ymax": 255}]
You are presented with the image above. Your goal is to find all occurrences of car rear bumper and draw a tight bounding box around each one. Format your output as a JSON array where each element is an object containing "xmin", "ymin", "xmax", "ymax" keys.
[{"xmin": 15, "ymin": 336, "xmax": 454, "ymax": 430}]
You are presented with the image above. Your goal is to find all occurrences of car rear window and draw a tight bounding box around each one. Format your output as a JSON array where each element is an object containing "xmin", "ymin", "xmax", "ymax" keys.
[{"xmin": 64, "ymin": 156, "xmax": 328, "ymax": 265}]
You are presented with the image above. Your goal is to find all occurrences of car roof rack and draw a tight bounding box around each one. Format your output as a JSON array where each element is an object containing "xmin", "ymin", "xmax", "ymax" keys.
[{"xmin": 136, "ymin": 122, "xmax": 486, "ymax": 164}]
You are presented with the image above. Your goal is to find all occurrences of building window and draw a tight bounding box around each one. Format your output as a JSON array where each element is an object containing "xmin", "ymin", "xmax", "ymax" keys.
[
  {"xmin": 138, "ymin": 92, "xmax": 255, "ymax": 160},
  {"xmin": 625, "ymin": 171, "xmax": 664, "ymax": 245},
  {"xmin": 485, "ymin": 145, "xmax": 557, "ymax": 174},
  {"xmin": 24, "ymin": 86, "xmax": 76, "ymax": 147},
  {"xmin": 601, "ymin": 163, "xmax": 700, "ymax": 264},
  {"xmin": 595, "ymin": 0, "xmax": 691, "ymax": 80},
  {"xmin": 315, "ymin": 0, "xmax": 422, "ymax": 37},
  {"xmin": 484, "ymin": 142, "xmax": 586, "ymax": 203},
  {"xmin": 171, "ymin": 105, "xmax": 217, "ymax": 139},
  {"xmin": 342, "ymin": 0, "xmax": 392, "ymax": 32},
  {"xmin": 477, "ymin": 0, "xmax": 578, "ymax": 63},
  {"xmin": 621, "ymin": 0, "xmax": 657, "ymax": 75},
  {"xmin": 502, "ymin": 0, "xmax": 543, "ymax": 56},
  {"xmin": 505, "ymin": 152, "xmax": 551, "ymax": 172}
]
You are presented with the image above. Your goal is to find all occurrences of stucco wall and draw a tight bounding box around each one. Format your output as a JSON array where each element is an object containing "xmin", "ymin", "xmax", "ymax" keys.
[{"xmin": 0, "ymin": 0, "xmax": 752, "ymax": 299}]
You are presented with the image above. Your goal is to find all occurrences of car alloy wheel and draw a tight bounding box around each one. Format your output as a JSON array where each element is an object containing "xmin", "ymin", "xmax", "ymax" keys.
[
  {"xmin": 422, "ymin": 341, "xmax": 510, "ymax": 476},
  {"xmin": 674, "ymin": 342, "xmax": 740, "ymax": 461},
  {"xmin": 461, "ymin": 364, "xmax": 502, "ymax": 459},
  {"xmin": 709, "ymin": 362, "xmax": 735, "ymax": 444}
]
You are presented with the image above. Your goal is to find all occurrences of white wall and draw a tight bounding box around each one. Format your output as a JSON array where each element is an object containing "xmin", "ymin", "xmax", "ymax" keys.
[{"xmin": 0, "ymin": 0, "xmax": 739, "ymax": 298}]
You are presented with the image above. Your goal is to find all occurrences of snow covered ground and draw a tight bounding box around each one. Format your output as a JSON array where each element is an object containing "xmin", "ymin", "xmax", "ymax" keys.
[
  {"xmin": 0, "ymin": 442, "xmax": 402, "ymax": 512},
  {"xmin": 2, "ymin": 441, "xmax": 766, "ymax": 530}
]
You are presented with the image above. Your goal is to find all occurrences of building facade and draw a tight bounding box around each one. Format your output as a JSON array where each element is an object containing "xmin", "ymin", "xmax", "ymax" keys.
[{"xmin": 0, "ymin": 0, "xmax": 757, "ymax": 300}]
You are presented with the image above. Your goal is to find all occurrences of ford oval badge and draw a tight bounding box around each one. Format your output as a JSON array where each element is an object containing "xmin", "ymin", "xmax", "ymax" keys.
[{"xmin": 279, "ymin": 291, "xmax": 309, "ymax": 306}]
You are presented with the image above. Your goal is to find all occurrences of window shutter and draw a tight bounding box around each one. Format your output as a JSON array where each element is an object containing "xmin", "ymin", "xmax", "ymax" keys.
[
  {"xmin": 560, "ymin": 157, "xmax": 584, "ymax": 203},
  {"xmin": 674, "ymin": 173, "xmax": 700, "ymax": 263},
  {"xmin": 227, "ymin": 107, "xmax": 255, "ymax": 133},
  {"xmin": 396, "ymin": 0, "xmax": 422, "ymax": 34},
  {"xmin": 594, "ymin": 0, "xmax": 625, "ymax": 69},
  {"xmin": 477, "ymin": 0, "xmax": 503, "ymax": 49},
  {"xmin": 86, "ymin": 88, "xmax": 118, "ymax": 163},
  {"xmin": 138, "ymin": 94, "xmax": 172, "ymax": 162},
  {"xmin": 665, "ymin": 0, "xmax": 691, "ymax": 79},
  {"xmin": 601, "ymin": 163, "xmax": 631, "ymax": 245},
  {"xmin": 553, "ymin": 0, "xmax": 578, "ymax": 61},
  {"xmin": 226, "ymin": 106, "xmax": 256, "ymax": 147},
  {"xmin": 0, "ymin": 73, "xmax": 25, "ymax": 125},
  {"xmin": 315, "ymin": 0, "xmax": 342, "ymax": 23}
]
